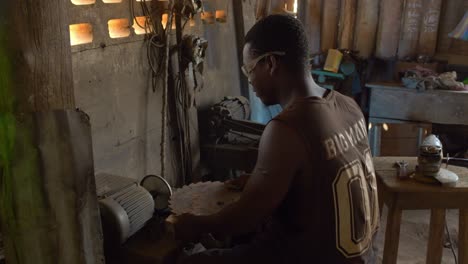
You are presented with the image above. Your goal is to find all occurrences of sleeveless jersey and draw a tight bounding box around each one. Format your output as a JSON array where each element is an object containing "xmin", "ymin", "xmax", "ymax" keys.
[{"xmin": 267, "ymin": 90, "xmax": 379, "ymax": 263}]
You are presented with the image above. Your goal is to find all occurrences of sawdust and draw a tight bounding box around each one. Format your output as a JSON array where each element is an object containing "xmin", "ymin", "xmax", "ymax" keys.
[
  {"xmin": 169, "ymin": 182, "xmax": 241, "ymax": 216},
  {"xmin": 375, "ymin": 208, "xmax": 459, "ymax": 263}
]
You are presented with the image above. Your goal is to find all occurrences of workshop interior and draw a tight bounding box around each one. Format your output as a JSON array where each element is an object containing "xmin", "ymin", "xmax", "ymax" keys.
[{"xmin": 1, "ymin": 0, "xmax": 468, "ymax": 263}]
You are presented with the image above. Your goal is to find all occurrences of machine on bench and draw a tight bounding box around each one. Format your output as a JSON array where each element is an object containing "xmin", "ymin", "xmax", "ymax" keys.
[{"xmin": 200, "ymin": 96, "xmax": 265, "ymax": 174}]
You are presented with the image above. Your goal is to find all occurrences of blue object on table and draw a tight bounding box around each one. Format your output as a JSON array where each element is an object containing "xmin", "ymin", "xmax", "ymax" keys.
[
  {"xmin": 312, "ymin": 70, "xmax": 346, "ymax": 82},
  {"xmin": 340, "ymin": 61, "xmax": 356, "ymax": 76}
]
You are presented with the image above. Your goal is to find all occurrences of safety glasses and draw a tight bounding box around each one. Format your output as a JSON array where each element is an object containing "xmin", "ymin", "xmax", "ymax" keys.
[{"xmin": 241, "ymin": 51, "xmax": 286, "ymax": 79}]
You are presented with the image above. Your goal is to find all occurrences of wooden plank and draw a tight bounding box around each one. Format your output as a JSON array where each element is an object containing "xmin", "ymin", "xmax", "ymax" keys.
[
  {"xmin": 2, "ymin": 111, "xmax": 104, "ymax": 264},
  {"xmin": 374, "ymin": 157, "xmax": 468, "ymax": 193},
  {"xmin": 460, "ymin": 209, "xmax": 468, "ymax": 264},
  {"xmin": 426, "ymin": 209, "xmax": 445, "ymax": 264},
  {"xmin": 269, "ymin": 0, "xmax": 286, "ymax": 14},
  {"xmin": 270, "ymin": 0, "xmax": 298, "ymax": 14},
  {"xmin": 353, "ymin": 0, "xmax": 379, "ymax": 58},
  {"xmin": 232, "ymin": 1, "xmax": 250, "ymax": 99},
  {"xmin": 285, "ymin": 0, "xmax": 295, "ymax": 11},
  {"xmin": 394, "ymin": 61, "xmax": 445, "ymax": 80},
  {"xmin": 434, "ymin": 53, "xmax": 468, "ymax": 66},
  {"xmin": 383, "ymin": 203, "xmax": 402, "ymax": 264},
  {"xmin": 370, "ymin": 117, "xmax": 433, "ymax": 126},
  {"xmin": 381, "ymin": 123, "xmax": 431, "ymax": 139},
  {"xmin": 321, "ymin": 0, "xmax": 340, "ymax": 52},
  {"xmin": 437, "ymin": 0, "xmax": 468, "ymax": 55},
  {"xmin": 1, "ymin": 1, "xmax": 103, "ymax": 263},
  {"xmin": 337, "ymin": 0, "xmax": 356, "ymax": 50},
  {"xmin": 380, "ymin": 138, "xmax": 419, "ymax": 156},
  {"xmin": 398, "ymin": 0, "xmax": 423, "ymax": 60},
  {"xmin": 378, "ymin": 123, "xmax": 432, "ymax": 156},
  {"xmin": 298, "ymin": 0, "xmax": 322, "ymax": 54},
  {"xmin": 241, "ymin": 0, "xmax": 257, "ymax": 31},
  {"xmin": 418, "ymin": 0, "xmax": 442, "ymax": 56},
  {"xmin": 7, "ymin": 0, "xmax": 74, "ymax": 112},
  {"xmin": 255, "ymin": 0, "xmax": 271, "ymax": 20},
  {"xmin": 375, "ymin": 0, "xmax": 403, "ymax": 59},
  {"xmin": 368, "ymin": 85, "xmax": 468, "ymax": 126},
  {"xmin": 377, "ymin": 176, "xmax": 393, "ymax": 216},
  {"xmin": 396, "ymin": 193, "xmax": 468, "ymax": 209}
]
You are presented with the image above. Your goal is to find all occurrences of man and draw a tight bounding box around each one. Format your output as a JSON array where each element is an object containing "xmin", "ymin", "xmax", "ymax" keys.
[{"xmin": 173, "ymin": 14, "xmax": 379, "ymax": 263}]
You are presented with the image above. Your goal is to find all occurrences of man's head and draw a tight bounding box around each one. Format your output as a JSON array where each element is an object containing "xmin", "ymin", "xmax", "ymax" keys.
[{"xmin": 243, "ymin": 14, "xmax": 309, "ymax": 105}]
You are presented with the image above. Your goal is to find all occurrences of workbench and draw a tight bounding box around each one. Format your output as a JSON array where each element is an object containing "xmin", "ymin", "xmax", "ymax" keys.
[
  {"xmin": 374, "ymin": 156, "xmax": 468, "ymax": 264},
  {"xmin": 367, "ymin": 83, "xmax": 468, "ymax": 156},
  {"xmin": 106, "ymin": 218, "xmax": 182, "ymax": 264}
]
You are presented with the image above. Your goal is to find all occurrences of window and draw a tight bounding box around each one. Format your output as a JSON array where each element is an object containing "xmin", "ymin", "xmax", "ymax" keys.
[
  {"xmin": 108, "ymin": 18, "xmax": 131, "ymax": 38},
  {"xmin": 215, "ymin": 10, "xmax": 227, "ymax": 23},
  {"xmin": 70, "ymin": 23, "xmax": 93, "ymax": 46},
  {"xmin": 133, "ymin": 16, "xmax": 152, "ymax": 35},
  {"xmin": 201, "ymin": 12, "xmax": 215, "ymax": 25},
  {"xmin": 71, "ymin": 0, "xmax": 95, "ymax": 5}
]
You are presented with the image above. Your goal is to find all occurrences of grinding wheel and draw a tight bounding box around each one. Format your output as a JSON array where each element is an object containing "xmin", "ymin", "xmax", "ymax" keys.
[{"xmin": 141, "ymin": 175, "xmax": 173, "ymax": 210}]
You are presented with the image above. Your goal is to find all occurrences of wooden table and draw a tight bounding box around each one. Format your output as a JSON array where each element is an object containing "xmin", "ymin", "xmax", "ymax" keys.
[
  {"xmin": 366, "ymin": 83, "xmax": 468, "ymax": 156},
  {"xmin": 374, "ymin": 157, "xmax": 468, "ymax": 264}
]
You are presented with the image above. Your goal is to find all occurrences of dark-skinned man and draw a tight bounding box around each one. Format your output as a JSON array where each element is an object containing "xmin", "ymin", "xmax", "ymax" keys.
[{"xmin": 172, "ymin": 14, "xmax": 379, "ymax": 264}]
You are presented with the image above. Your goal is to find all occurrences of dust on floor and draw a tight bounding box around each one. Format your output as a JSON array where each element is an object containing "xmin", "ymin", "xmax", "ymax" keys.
[{"xmin": 375, "ymin": 208, "xmax": 459, "ymax": 264}]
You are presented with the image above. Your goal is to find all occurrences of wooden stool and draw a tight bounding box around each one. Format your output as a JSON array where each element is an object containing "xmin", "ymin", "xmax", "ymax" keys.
[{"xmin": 374, "ymin": 157, "xmax": 468, "ymax": 264}]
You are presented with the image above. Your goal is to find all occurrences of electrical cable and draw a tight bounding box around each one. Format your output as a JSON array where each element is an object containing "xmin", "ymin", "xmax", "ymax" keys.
[
  {"xmin": 131, "ymin": 0, "xmax": 200, "ymax": 184},
  {"xmin": 445, "ymin": 214, "xmax": 458, "ymax": 264}
]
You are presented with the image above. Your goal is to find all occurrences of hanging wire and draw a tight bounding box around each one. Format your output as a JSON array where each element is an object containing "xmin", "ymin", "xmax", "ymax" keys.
[
  {"xmin": 130, "ymin": 0, "xmax": 198, "ymax": 184},
  {"xmin": 444, "ymin": 215, "xmax": 458, "ymax": 264}
]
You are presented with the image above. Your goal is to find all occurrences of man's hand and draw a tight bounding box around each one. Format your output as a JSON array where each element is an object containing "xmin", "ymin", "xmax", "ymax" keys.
[
  {"xmin": 167, "ymin": 214, "xmax": 204, "ymax": 243},
  {"xmin": 224, "ymin": 174, "xmax": 250, "ymax": 191}
]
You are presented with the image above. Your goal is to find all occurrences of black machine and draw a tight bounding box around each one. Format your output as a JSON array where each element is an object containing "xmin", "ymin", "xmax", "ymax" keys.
[{"xmin": 200, "ymin": 96, "xmax": 265, "ymax": 175}]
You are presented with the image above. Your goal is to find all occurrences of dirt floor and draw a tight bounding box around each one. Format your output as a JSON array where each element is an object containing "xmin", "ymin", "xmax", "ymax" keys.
[{"xmin": 376, "ymin": 208, "xmax": 459, "ymax": 264}]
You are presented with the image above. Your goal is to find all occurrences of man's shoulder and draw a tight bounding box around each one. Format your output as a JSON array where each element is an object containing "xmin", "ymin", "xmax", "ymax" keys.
[{"xmin": 333, "ymin": 91, "xmax": 362, "ymax": 111}]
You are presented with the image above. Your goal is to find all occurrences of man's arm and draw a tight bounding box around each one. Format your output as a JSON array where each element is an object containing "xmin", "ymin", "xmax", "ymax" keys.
[{"xmin": 198, "ymin": 120, "xmax": 307, "ymax": 236}]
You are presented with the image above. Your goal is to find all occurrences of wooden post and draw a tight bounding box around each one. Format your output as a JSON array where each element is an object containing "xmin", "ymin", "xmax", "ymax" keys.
[
  {"xmin": 437, "ymin": 0, "xmax": 468, "ymax": 56},
  {"xmin": 376, "ymin": 0, "xmax": 404, "ymax": 59},
  {"xmin": 417, "ymin": 0, "xmax": 442, "ymax": 57},
  {"xmin": 426, "ymin": 209, "xmax": 445, "ymax": 264},
  {"xmin": 298, "ymin": 0, "xmax": 322, "ymax": 54},
  {"xmin": 460, "ymin": 209, "xmax": 468, "ymax": 264},
  {"xmin": 0, "ymin": 1, "xmax": 104, "ymax": 263},
  {"xmin": 5, "ymin": 1, "xmax": 74, "ymax": 112},
  {"xmin": 353, "ymin": 0, "xmax": 379, "ymax": 58},
  {"xmin": 285, "ymin": 0, "xmax": 295, "ymax": 12},
  {"xmin": 270, "ymin": 0, "xmax": 286, "ymax": 14},
  {"xmin": 398, "ymin": 0, "xmax": 423, "ymax": 60},
  {"xmin": 321, "ymin": 0, "xmax": 340, "ymax": 52},
  {"xmin": 256, "ymin": 0, "xmax": 271, "ymax": 20},
  {"xmin": 233, "ymin": 1, "xmax": 250, "ymax": 98},
  {"xmin": 451, "ymin": 1, "xmax": 468, "ymax": 56},
  {"xmin": 383, "ymin": 202, "xmax": 402, "ymax": 264},
  {"xmin": 338, "ymin": 0, "xmax": 357, "ymax": 50}
]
